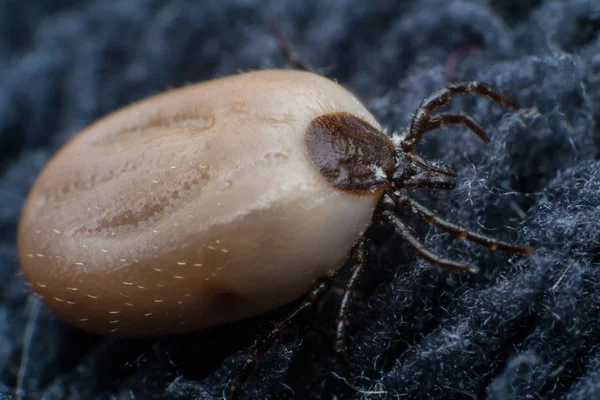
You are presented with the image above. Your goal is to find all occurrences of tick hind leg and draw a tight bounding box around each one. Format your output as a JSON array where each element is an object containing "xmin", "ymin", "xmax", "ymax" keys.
[
  {"xmin": 401, "ymin": 81, "xmax": 518, "ymax": 152},
  {"xmin": 226, "ymin": 273, "xmax": 334, "ymax": 398},
  {"xmin": 271, "ymin": 20, "xmax": 314, "ymax": 72},
  {"xmin": 333, "ymin": 238, "xmax": 368, "ymax": 385}
]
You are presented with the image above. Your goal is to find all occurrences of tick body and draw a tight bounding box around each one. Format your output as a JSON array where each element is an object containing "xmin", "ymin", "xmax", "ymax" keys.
[
  {"xmin": 18, "ymin": 66, "xmax": 533, "ymax": 397},
  {"xmin": 18, "ymin": 70, "xmax": 390, "ymax": 336}
]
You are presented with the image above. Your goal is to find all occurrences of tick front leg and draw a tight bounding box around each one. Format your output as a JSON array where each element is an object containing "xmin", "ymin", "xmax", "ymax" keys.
[
  {"xmin": 426, "ymin": 112, "xmax": 490, "ymax": 144},
  {"xmin": 402, "ymin": 81, "xmax": 518, "ymax": 152}
]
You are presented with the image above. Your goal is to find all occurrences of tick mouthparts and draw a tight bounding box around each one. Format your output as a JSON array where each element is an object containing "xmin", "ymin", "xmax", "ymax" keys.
[
  {"xmin": 403, "ymin": 172, "xmax": 457, "ymax": 191},
  {"xmin": 406, "ymin": 153, "xmax": 457, "ymax": 177}
]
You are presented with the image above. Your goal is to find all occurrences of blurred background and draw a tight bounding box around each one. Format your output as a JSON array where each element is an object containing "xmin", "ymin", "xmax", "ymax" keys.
[{"xmin": 1, "ymin": 0, "xmax": 599, "ymax": 399}]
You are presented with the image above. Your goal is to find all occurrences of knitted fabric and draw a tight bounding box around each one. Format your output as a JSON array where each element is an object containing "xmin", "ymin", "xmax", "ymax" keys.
[{"xmin": 1, "ymin": 1, "xmax": 599, "ymax": 399}]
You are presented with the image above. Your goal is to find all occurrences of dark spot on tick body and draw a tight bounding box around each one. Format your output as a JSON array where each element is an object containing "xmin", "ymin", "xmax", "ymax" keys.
[{"xmin": 305, "ymin": 112, "xmax": 395, "ymax": 193}]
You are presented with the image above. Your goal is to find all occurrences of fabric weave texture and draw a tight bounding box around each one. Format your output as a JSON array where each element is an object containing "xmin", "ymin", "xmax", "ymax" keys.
[{"xmin": 1, "ymin": 1, "xmax": 599, "ymax": 399}]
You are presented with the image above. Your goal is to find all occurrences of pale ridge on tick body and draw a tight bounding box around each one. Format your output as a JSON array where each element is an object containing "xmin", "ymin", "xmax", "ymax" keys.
[{"xmin": 18, "ymin": 69, "xmax": 387, "ymax": 336}]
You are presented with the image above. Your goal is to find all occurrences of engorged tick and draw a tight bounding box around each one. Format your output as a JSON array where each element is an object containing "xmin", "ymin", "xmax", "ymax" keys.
[{"xmin": 18, "ymin": 60, "xmax": 532, "ymax": 400}]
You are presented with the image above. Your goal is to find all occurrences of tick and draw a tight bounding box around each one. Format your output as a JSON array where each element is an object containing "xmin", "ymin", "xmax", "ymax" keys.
[{"xmin": 18, "ymin": 65, "xmax": 532, "ymax": 396}]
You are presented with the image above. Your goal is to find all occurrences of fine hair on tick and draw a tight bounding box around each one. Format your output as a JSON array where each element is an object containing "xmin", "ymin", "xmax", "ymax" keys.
[{"xmin": 225, "ymin": 24, "xmax": 533, "ymax": 398}]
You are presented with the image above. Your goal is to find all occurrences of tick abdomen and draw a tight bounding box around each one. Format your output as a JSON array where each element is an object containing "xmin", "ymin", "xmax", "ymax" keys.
[{"xmin": 18, "ymin": 70, "xmax": 386, "ymax": 335}]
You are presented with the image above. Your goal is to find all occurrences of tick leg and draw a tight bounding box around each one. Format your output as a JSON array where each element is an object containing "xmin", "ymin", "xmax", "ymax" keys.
[
  {"xmin": 391, "ymin": 191, "xmax": 533, "ymax": 255},
  {"xmin": 226, "ymin": 274, "xmax": 333, "ymax": 399},
  {"xmin": 380, "ymin": 210, "xmax": 480, "ymax": 274},
  {"xmin": 333, "ymin": 238, "xmax": 368, "ymax": 385},
  {"xmin": 427, "ymin": 112, "xmax": 490, "ymax": 145},
  {"xmin": 271, "ymin": 20, "xmax": 314, "ymax": 72},
  {"xmin": 402, "ymin": 81, "xmax": 518, "ymax": 152}
]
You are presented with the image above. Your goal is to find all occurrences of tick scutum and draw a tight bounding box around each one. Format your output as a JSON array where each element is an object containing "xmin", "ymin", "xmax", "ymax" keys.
[{"xmin": 305, "ymin": 112, "xmax": 395, "ymax": 194}]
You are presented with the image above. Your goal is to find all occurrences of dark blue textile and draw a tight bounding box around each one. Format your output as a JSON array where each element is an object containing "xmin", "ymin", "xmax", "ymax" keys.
[{"xmin": 1, "ymin": 1, "xmax": 599, "ymax": 399}]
